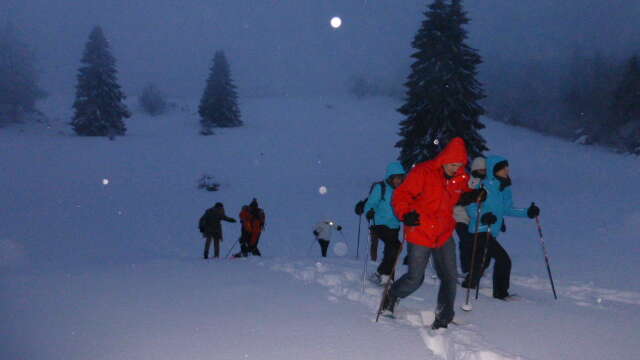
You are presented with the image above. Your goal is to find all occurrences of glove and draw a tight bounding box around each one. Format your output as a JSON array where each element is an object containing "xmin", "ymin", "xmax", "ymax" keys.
[
  {"xmin": 313, "ymin": 230, "xmax": 319, "ymax": 236},
  {"xmin": 229, "ymin": 218, "xmax": 237, "ymax": 223},
  {"xmin": 458, "ymin": 188, "xmax": 487, "ymax": 206},
  {"xmin": 527, "ymin": 202, "xmax": 540, "ymax": 219},
  {"xmin": 366, "ymin": 208, "xmax": 375, "ymax": 221},
  {"xmin": 337, "ymin": 225, "xmax": 342, "ymax": 231},
  {"xmin": 403, "ymin": 211, "xmax": 420, "ymax": 227},
  {"xmin": 480, "ymin": 212, "xmax": 497, "ymax": 225},
  {"xmin": 199, "ymin": 226, "xmax": 204, "ymax": 233},
  {"xmin": 475, "ymin": 188, "xmax": 488, "ymax": 202}
]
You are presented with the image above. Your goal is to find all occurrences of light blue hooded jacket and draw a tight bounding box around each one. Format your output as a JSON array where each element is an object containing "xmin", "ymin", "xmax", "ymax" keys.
[
  {"xmin": 467, "ymin": 155, "xmax": 527, "ymax": 237},
  {"xmin": 364, "ymin": 162, "xmax": 406, "ymax": 229}
]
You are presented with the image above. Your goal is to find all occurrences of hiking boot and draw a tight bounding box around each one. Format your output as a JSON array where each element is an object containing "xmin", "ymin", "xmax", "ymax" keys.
[
  {"xmin": 369, "ymin": 272, "xmax": 382, "ymax": 285},
  {"xmin": 382, "ymin": 293, "xmax": 398, "ymax": 314},
  {"xmin": 431, "ymin": 318, "xmax": 449, "ymax": 330}
]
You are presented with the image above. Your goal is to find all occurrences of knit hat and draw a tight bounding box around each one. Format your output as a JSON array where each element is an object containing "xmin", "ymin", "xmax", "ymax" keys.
[{"xmin": 470, "ymin": 157, "xmax": 486, "ymax": 172}]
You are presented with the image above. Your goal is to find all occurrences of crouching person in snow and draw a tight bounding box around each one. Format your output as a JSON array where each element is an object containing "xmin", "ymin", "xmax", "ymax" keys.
[
  {"xmin": 382, "ymin": 137, "xmax": 473, "ymax": 330},
  {"xmin": 199, "ymin": 202, "xmax": 237, "ymax": 259},
  {"xmin": 234, "ymin": 199, "xmax": 266, "ymax": 257},
  {"xmin": 364, "ymin": 161, "xmax": 406, "ymax": 285},
  {"xmin": 464, "ymin": 156, "xmax": 540, "ymax": 300},
  {"xmin": 313, "ymin": 220, "xmax": 342, "ymax": 257},
  {"xmin": 453, "ymin": 157, "xmax": 487, "ymax": 276}
]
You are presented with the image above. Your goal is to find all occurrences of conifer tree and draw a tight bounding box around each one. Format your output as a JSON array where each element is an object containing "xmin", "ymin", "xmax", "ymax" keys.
[
  {"xmin": 396, "ymin": 0, "xmax": 487, "ymax": 168},
  {"xmin": 198, "ymin": 50, "xmax": 241, "ymax": 135},
  {"xmin": 71, "ymin": 26, "xmax": 129, "ymax": 137}
]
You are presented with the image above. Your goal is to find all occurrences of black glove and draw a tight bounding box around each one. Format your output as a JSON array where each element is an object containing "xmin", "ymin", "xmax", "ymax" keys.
[
  {"xmin": 366, "ymin": 208, "xmax": 375, "ymax": 221},
  {"xmin": 527, "ymin": 202, "xmax": 540, "ymax": 219},
  {"xmin": 475, "ymin": 188, "xmax": 488, "ymax": 202},
  {"xmin": 229, "ymin": 218, "xmax": 237, "ymax": 223},
  {"xmin": 403, "ymin": 211, "xmax": 420, "ymax": 227},
  {"xmin": 313, "ymin": 230, "xmax": 319, "ymax": 236},
  {"xmin": 480, "ymin": 212, "xmax": 497, "ymax": 225},
  {"xmin": 458, "ymin": 188, "xmax": 487, "ymax": 206},
  {"xmin": 337, "ymin": 225, "xmax": 342, "ymax": 231}
]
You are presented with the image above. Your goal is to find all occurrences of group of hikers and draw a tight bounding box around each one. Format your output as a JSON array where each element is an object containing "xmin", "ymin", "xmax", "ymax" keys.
[
  {"xmin": 362, "ymin": 137, "xmax": 541, "ymax": 329},
  {"xmin": 196, "ymin": 137, "xmax": 542, "ymax": 330},
  {"xmin": 198, "ymin": 198, "xmax": 265, "ymax": 259}
]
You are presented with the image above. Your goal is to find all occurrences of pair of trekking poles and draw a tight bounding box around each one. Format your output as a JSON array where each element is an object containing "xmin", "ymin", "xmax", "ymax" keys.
[
  {"xmin": 355, "ymin": 196, "xmax": 557, "ymax": 315},
  {"xmin": 461, "ymin": 197, "xmax": 558, "ymax": 311}
]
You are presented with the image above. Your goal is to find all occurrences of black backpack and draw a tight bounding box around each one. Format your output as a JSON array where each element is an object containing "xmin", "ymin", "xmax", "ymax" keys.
[{"xmin": 354, "ymin": 181, "xmax": 386, "ymax": 215}]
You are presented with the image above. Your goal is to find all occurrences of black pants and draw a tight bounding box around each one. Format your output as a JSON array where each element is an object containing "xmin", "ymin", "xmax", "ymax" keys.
[
  {"xmin": 236, "ymin": 231, "xmax": 262, "ymax": 257},
  {"xmin": 370, "ymin": 232, "xmax": 380, "ymax": 262},
  {"xmin": 318, "ymin": 239, "xmax": 330, "ymax": 257},
  {"xmin": 204, "ymin": 236, "xmax": 221, "ymax": 259},
  {"xmin": 372, "ymin": 226, "xmax": 401, "ymax": 276},
  {"xmin": 468, "ymin": 232, "xmax": 511, "ymax": 298},
  {"xmin": 455, "ymin": 222, "xmax": 473, "ymax": 273}
]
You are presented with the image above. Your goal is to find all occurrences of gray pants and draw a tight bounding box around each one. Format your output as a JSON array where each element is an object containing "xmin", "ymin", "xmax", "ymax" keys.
[{"xmin": 390, "ymin": 238, "xmax": 457, "ymax": 323}]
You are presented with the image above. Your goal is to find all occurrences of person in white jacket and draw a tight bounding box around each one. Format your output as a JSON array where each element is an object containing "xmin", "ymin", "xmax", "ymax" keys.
[
  {"xmin": 313, "ymin": 220, "xmax": 342, "ymax": 257},
  {"xmin": 453, "ymin": 157, "xmax": 486, "ymax": 276}
]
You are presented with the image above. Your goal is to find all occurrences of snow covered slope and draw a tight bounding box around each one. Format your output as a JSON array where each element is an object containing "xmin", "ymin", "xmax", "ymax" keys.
[{"xmin": 1, "ymin": 94, "xmax": 639, "ymax": 359}]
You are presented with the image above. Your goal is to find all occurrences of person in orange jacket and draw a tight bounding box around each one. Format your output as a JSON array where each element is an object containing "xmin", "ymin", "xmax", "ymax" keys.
[
  {"xmin": 234, "ymin": 199, "xmax": 265, "ymax": 257},
  {"xmin": 381, "ymin": 137, "xmax": 476, "ymax": 329}
]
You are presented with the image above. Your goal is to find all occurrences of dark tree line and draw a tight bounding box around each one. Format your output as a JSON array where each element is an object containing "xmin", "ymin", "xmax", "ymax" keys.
[
  {"xmin": 484, "ymin": 51, "xmax": 640, "ymax": 155},
  {"xmin": 3, "ymin": 24, "xmax": 243, "ymax": 137},
  {"xmin": 0, "ymin": 23, "xmax": 45, "ymax": 126}
]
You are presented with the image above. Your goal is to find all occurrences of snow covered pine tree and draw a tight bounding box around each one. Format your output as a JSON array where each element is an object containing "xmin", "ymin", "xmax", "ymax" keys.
[
  {"xmin": 71, "ymin": 26, "xmax": 130, "ymax": 137},
  {"xmin": 198, "ymin": 50, "xmax": 242, "ymax": 135},
  {"xmin": 396, "ymin": 0, "xmax": 487, "ymax": 169}
]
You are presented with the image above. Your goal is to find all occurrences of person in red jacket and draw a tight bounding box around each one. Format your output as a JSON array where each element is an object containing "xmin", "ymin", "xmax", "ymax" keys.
[
  {"xmin": 382, "ymin": 137, "xmax": 474, "ymax": 330},
  {"xmin": 234, "ymin": 199, "xmax": 265, "ymax": 257}
]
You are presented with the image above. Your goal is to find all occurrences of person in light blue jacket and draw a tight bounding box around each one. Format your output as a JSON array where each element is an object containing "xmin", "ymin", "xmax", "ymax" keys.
[
  {"xmin": 465, "ymin": 155, "xmax": 540, "ymax": 299},
  {"xmin": 364, "ymin": 161, "xmax": 406, "ymax": 284}
]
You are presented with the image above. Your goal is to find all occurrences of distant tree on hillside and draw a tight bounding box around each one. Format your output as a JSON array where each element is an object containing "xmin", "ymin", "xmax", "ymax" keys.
[
  {"xmin": 198, "ymin": 50, "xmax": 242, "ymax": 135},
  {"xmin": 139, "ymin": 83, "xmax": 167, "ymax": 116},
  {"xmin": 71, "ymin": 26, "xmax": 129, "ymax": 137}
]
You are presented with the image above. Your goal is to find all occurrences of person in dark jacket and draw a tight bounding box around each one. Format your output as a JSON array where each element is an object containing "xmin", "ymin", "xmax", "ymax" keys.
[{"xmin": 199, "ymin": 202, "xmax": 236, "ymax": 259}]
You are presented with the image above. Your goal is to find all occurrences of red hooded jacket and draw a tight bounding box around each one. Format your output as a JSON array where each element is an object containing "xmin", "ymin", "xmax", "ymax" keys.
[
  {"xmin": 392, "ymin": 137, "xmax": 471, "ymax": 248},
  {"xmin": 240, "ymin": 206, "xmax": 265, "ymax": 246}
]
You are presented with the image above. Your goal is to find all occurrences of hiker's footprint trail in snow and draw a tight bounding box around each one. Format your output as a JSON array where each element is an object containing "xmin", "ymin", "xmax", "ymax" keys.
[{"xmin": 270, "ymin": 260, "xmax": 527, "ymax": 360}]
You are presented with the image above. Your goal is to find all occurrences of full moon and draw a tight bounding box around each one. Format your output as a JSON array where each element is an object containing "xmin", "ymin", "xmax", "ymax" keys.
[
  {"xmin": 330, "ymin": 17, "xmax": 342, "ymax": 29},
  {"xmin": 319, "ymin": 186, "xmax": 328, "ymax": 195},
  {"xmin": 102, "ymin": 178, "xmax": 109, "ymax": 185}
]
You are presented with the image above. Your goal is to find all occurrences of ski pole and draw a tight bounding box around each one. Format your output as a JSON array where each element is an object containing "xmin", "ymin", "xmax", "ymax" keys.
[
  {"xmin": 535, "ymin": 215, "xmax": 558, "ymax": 300},
  {"xmin": 307, "ymin": 237, "xmax": 317, "ymax": 256},
  {"xmin": 362, "ymin": 218, "xmax": 373, "ymax": 294},
  {"xmin": 462, "ymin": 193, "xmax": 484, "ymax": 312},
  {"xmin": 475, "ymin": 225, "xmax": 493, "ymax": 300},
  {"xmin": 356, "ymin": 214, "xmax": 362, "ymax": 259},
  {"xmin": 225, "ymin": 239, "xmax": 239, "ymax": 259}
]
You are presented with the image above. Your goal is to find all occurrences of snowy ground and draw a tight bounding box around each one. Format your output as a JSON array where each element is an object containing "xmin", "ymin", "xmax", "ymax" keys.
[{"xmin": 1, "ymin": 94, "xmax": 639, "ymax": 359}]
